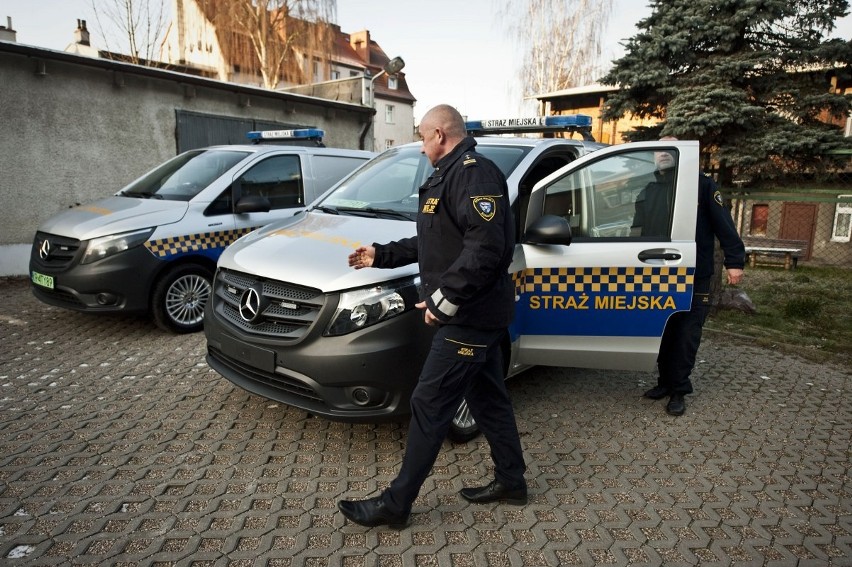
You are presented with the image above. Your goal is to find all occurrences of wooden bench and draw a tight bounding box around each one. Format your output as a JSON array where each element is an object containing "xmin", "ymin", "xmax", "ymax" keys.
[{"xmin": 742, "ymin": 237, "xmax": 807, "ymax": 270}]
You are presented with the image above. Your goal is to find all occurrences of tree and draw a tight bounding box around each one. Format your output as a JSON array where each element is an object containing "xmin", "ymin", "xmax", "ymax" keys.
[
  {"xmin": 203, "ymin": 0, "xmax": 336, "ymax": 89},
  {"xmin": 499, "ymin": 0, "xmax": 614, "ymax": 112},
  {"xmin": 90, "ymin": 0, "xmax": 169, "ymax": 64},
  {"xmin": 600, "ymin": 0, "xmax": 852, "ymax": 186}
]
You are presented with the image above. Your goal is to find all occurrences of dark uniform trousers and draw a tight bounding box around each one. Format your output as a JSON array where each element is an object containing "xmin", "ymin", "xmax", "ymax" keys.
[
  {"xmin": 656, "ymin": 282, "xmax": 712, "ymax": 395},
  {"xmin": 382, "ymin": 324, "xmax": 526, "ymax": 516}
]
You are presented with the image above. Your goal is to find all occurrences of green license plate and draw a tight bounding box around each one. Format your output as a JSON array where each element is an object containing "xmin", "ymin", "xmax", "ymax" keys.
[{"xmin": 31, "ymin": 271, "xmax": 54, "ymax": 290}]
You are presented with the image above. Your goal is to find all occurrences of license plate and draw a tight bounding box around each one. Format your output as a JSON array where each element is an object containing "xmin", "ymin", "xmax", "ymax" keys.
[
  {"xmin": 220, "ymin": 334, "xmax": 276, "ymax": 373},
  {"xmin": 31, "ymin": 271, "xmax": 54, "ymax": 290}
]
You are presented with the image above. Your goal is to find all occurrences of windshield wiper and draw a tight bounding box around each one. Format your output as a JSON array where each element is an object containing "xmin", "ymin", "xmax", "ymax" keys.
[
  {"xmin": 332, "ymin": 206, "xmax": 379, "ymax": 218},
  {"xmin": 121, "ymin": 190, "xmax": 162, "ymax": 200},
  {"xmin": 363, "ymin": 207, "xmax": 416, "ymax": 221},
  {"xmin": 311, "ymin": 205, "xmax": 340, "ymax": 215},
  {"xmin": 329, "ymin": 206, "xmax": 416, "ymax": 221}
]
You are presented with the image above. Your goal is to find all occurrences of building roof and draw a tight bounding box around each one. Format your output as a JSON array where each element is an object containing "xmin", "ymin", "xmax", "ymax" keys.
[{"xmin": 535, "ymin": 83, "xmax": 619, "ymax": 101}]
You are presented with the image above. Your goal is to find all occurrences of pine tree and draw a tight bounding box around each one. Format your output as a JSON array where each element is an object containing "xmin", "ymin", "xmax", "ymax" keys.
[{"xmin": 600, "ymin": 0, "xmax": 852, "ymax": 186}]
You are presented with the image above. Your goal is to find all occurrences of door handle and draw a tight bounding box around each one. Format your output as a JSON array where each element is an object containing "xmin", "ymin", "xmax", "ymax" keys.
[{"xmin": 638, "ymin": 249, "xmax": 682, "ymax": 261}]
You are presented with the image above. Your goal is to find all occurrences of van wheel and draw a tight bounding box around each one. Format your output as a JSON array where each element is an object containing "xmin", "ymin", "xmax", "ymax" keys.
[
  {"xmin": 152, "ymin": 264, "xmax": 213, "ymax": 333},
  {"xmin": 448, "ymin": 399, "xmax": 480, "ymax": 443}
]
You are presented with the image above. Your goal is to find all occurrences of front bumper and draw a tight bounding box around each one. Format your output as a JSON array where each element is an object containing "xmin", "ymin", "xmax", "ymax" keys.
[
  {"xmin": 204, "ymin": 297, "xmax": 434, "ymax": 422},
  {"xmin": 29, "ymin": 235, "xmax": 161, "ymax": 313}
]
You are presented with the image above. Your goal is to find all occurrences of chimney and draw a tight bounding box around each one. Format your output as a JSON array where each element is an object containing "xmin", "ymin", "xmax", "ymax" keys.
[
  {"xmin": 349, "ymin": 30, "xmax": 371, "ymax": 66},
  {"xmin": 74, "ymin": 19, "xmax": 90, "ymax": 46},
  {"xmin": 0, "ymin": 16, "xmax": 17, "ymax": 43},
  {"xmin": 65, "ymin": 18, "xmax": 98, "ymax": 57}
]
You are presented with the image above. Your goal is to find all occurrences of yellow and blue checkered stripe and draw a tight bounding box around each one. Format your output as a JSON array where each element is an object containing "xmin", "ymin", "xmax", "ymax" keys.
[
  {"xmin": 514, "ymin": 266, "xmax": 692, "ymax": 294},
  {"xmin": 511, "ymin": 266, "xmax": 694, "ymax": 337},
  {"xmin": 144, "ymin": 227, "xmax": 259, "ymax": 259}
]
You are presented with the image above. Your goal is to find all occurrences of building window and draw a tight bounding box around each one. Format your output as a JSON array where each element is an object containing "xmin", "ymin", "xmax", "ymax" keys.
[
  {"xmin": 385, "ymin": 104, "xmax": 395, "ymax": 124},
  {"xmin": 312, "ymin": 59, "xmax": 321, "ymax": 83},
  {"xmin": 385, "ymin": 139, "xmax": 394, "ymax": 149},
  {"xmin": 831, "ymin": 195, "xmax": 852, "ymax": 242},
  {"xmin": 750, "ymin": 204, "xmax": 769, "ymax": 236},
  {"xmin": 331, "ymin": 70, "xmax": 340, "ymax": 80},
  {"xmin": 388, "ymin": 76, "xmax": 398, "ymax": 90}
]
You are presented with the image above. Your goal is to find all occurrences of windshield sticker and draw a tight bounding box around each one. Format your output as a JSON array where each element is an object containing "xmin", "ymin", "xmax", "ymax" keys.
[{"xmin": 325, "ymin": 198, "xmax": 371, "ymax": 209}]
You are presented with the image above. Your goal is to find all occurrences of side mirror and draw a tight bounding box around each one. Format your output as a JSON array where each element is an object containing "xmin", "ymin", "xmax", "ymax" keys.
[
  {"xmin": 524, "ymin": 214, "xmax": 572, "ymax": 245},
  {"xmin": 235, "ymin": 195, "xmax": 271, "ymax": 214}
]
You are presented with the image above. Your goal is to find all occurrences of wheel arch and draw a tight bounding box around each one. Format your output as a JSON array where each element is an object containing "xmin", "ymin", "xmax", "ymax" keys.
[{"xmin": 148, "ymin": 254, "xmax": 218, "ymax": 310}]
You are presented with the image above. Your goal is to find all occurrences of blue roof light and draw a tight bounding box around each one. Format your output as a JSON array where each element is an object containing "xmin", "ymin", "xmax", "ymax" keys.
[
  {"xmin": 463, "ymin": 115, "xmax": 594, "ymax": 140},
  {"xmin": 246, "ymin": 128, "xmax": 325, "ymax": 141}
]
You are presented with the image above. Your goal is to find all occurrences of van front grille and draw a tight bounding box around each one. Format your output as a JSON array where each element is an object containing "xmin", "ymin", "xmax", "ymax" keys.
[
  {"xmin": 31, "ymin": 232, "xmax": 82, "ymax": 271},
  {"xmin": 212, "ymin": 268, "xmax": 325, "ymax": 340}
]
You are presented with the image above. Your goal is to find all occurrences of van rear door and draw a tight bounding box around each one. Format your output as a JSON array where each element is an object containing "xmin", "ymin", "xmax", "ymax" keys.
[{"xmin": 510, "ymin": 141, "xmax": 700, "ymax": 372}]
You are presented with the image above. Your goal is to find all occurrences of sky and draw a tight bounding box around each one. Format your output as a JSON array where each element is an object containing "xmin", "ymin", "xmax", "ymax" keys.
[{"xmin": 2, "ymin": 1, "xmax": 850, "ymax": 123}]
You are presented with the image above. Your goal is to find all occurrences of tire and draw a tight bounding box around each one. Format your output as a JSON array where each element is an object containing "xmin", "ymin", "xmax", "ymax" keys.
[
  {"xmin": 151, "ymin": 264, "xmax": 213, "ymax": 333},
  {"xmin": 448, "ymin": 399, "xmax": 480, "ymax": 443}
]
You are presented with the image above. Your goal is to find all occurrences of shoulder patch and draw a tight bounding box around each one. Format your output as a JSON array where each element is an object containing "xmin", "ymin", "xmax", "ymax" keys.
[
  {"xmin": 462, "ymin": 154, "xmax": 478, "ymax": 167},
  {"xmin": 713, "ymin": 190, "xmax": 724, "ymax": 207},
  {"xmin": 473, "ymin": 196, "xmax": 496, "ymax": 221}
]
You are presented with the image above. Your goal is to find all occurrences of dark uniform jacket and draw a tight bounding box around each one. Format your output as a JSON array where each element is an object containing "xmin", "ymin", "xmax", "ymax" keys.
[
  {"xmin": 634, "ymin": 170, "xmax": 745, "ymax": 293},
  {"xmin": 695, "ymin": 173, "xmax": 745, "ymax": 286},
  {"xmin": 371, "ymin": 137, "xmax": 515, "ymax": 329},
  {"xmin": 632, "ymin": 170, "xmax": 674, "ymax": 238}
]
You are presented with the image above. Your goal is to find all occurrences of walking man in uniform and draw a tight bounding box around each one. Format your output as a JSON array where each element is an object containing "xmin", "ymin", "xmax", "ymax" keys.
[
  {"xmin": 639, "ymin": 137, "xmax": 745, "ymax": 416},
  {"xmin": 338, "ymin": 104, "xmax": 527, "ymax": 528}
]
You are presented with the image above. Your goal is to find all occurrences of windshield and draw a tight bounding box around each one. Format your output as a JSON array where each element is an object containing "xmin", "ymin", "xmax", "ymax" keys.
[
  {"xmin": 120, "ymin": 149, "xmax": 250, "ymax": 201},
  {"xmin": 318, "ymin": 143, "xmax": 530, "ymax": 220}
]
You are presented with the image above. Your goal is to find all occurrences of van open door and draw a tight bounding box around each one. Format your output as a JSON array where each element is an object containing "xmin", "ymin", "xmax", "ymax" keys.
[{"xmin": 510, "ymin": 141, "xmax": 700, "ymax": 372}]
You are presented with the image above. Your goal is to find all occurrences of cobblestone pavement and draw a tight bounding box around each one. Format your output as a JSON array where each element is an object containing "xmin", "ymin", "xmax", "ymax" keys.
[{"xmin": 0, "ymin": 276, "xmax": 850, "ymax": 567}]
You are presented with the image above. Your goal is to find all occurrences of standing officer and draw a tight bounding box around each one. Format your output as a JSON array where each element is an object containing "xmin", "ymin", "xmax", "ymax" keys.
[
  {"xmin": 640, "ymin": 137, "xmax": 745, "ymax": 416},
  {"xmin": 338, "ymin": 104, "xmax": 527, "ymax": 528}
]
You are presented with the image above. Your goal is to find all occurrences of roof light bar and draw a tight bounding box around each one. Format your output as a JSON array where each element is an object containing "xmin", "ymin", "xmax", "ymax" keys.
[
  {"xmin": 246, "ymin": 128, "xmax": 325, "ymax": 141},
  {"xmin": 464, "ymin": 115, "xmax": 594, "ymax": 140}
]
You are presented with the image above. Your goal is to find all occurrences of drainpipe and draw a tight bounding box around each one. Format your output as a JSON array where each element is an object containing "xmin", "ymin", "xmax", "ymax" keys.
[{"xmin": 359, "ymin": 119, "xmax": 372, "ymax": 151}]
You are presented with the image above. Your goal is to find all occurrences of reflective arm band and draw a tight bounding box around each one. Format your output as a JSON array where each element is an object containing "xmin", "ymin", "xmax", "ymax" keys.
[{"xmin": 430, "ymin": 289, "xmax": 459, "ymax": 319}]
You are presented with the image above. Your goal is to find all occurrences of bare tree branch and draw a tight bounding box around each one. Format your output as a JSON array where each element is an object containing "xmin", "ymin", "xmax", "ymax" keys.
[
  {"xmin": 205, "ymin": 0, "xmax": 336, "ymax": 89},
  {"xmin": 499, "ymin": 0, "xmax": 613, "ymax": 107},
  {"xmin": 90, "ymin": 0, "xmax": 168, "ymax": 64}
]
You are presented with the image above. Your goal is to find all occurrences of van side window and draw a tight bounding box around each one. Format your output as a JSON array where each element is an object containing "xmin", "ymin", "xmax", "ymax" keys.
[
  {"xmin": 541, "ymin": 150, "xmax": 665, "ymax": 239},
  {"xmin": 205, "ymin": 189, "xmax": 232, "ymax": 216},
  {"xmin": 516, "ymin": 155, "xmax": 574, "ymax": 240},
  {"xmin": 313, "ymin": 155, "xmax": 365, "ymax": 193},
  {"xmin": 237, "ymin": 155, "xmax": 304, "ymax": 209}
]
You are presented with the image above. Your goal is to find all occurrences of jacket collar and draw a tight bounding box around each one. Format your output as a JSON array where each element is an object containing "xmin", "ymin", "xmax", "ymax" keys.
[{"xmin": 434, "ymin": 136, "xmax": 477, "ymax": 172}]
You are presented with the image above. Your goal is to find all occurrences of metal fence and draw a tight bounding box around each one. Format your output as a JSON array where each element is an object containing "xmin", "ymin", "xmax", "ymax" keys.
[{"xmin": 723, "ymin": 189, "xmax": 852, "ymax": 284}]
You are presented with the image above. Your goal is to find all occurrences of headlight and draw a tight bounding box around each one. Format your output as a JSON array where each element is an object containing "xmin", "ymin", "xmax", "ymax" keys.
[
  {"xmin": 81, "ymin": 228, "xmax": 155, "ymax": 264},
  {"xmin": 325, "ymin": 277, "xmax": 421, "ymax": 336}
]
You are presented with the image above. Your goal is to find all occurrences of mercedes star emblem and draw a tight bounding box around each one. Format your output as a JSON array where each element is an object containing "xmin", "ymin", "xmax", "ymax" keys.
[
  {"xmin": 39, "ymin": 239, "xmax": 51, "ymax": 260},
  {"xmin": 239, "ymin": 287, "xmax": 262, "ymax": 322}
]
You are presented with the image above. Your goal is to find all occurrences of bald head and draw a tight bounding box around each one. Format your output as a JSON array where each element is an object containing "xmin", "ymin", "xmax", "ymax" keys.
[
  {"xmin": 418, "ymin": 104, "xmax": 468, "ymax": 165},
  {"xmin": 421, "ymin": 105, "xmax": 467, "ymax": 139}
]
